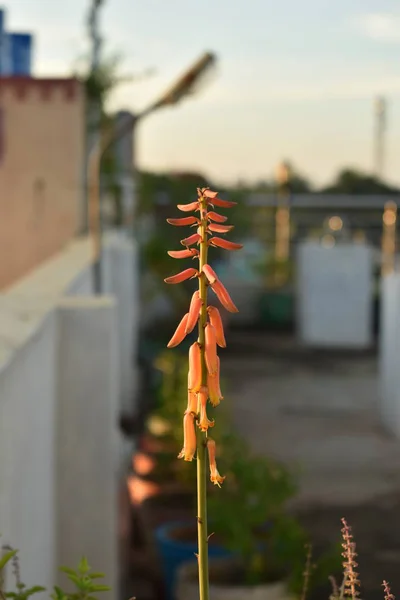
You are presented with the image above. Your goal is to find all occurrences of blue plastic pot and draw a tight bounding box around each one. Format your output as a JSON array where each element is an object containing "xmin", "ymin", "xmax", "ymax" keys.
[{"xmin": 155, "ymin": 520, "xmax": 232, "ymax": 600}]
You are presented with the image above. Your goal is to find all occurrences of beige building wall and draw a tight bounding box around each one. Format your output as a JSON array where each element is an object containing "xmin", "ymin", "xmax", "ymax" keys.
[{"xmin": 0, "ymin": 78, "xmax": 85, "ymax": 289}]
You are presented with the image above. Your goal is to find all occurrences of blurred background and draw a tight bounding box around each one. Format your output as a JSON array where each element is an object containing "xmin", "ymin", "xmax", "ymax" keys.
[{"xmin": 2, "ymin": 1, "xmax": 400, "ymax": 600}]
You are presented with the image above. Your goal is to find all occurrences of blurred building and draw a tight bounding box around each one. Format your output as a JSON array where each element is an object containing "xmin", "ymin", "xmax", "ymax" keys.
[
  {"xmin": 249, "ymin": 193, "xmax": 400, "ymax": 250},
  {"xmin": 0, "ymin": 77, "xmax": 85, "ymax": 289}
]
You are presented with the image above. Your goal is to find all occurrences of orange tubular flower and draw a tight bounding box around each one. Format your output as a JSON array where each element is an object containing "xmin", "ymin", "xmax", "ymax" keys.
[
  {"xmin": 212, "ymin": 279, "xmax": 239, "ymax": 313},
  {"xmin": 164, "ymin": 268, "xmax": 199, "ymax": 284},
  {"xmin": 207, "ymin": 211, "xmax": 228, "ymax": 223},
  {"xmin": 198, "ymin": 387, "xmax": 215, "ymax": 431},
  {"xmin": 187, "ymin": 389, "xmax": 198, "ymax": 413},
  {"xmin": 178, "ymin": 411, "xmax": 197, "ymax": 461},
  {"xmin": 207, "ymin": 197, "xmax": 237, "ymax": 208},
  {"xmin": 207, "ymin": 438, "xmax": 225, "ymax": 486},
  {"xmin": 209, "ymin": 237, "xmax": 243, "ymax": 251},
  {"xmin": 207, "ymin": 306, "xmax": 226, "ymax": 348},
  {"xmin": 168, "ymin": 248, "xmax": 199, "ymax": 259},
  {"xmin": 167, "ymin": 216, "xmax": 199, "ymax": 226},
  {"xmin": 205, "ymin": 324, "xmax": 218, "ymax": 376},
  {"xmin": 202, "ymin": 189, "xmax": 219, "ymax": 199},
  {"xmin": 180, "ymin": 233, "xmax": 202, "ymax": 247},
  {"xmin": 202, "ymin": 264, "xmax": 218, "ymax": 285},
  {"xmin": 177, "ymin": 201, "xmax": 200, "ymax": 212},
  {"xmin": 208, "ymin": 223, "xmax": 234, "ymax": 234},
  {"xmin": 186, "ymin": 291, "xmax": 203, "ymax": 334},
  {"xmin": 167, "ymin": 313, "xmax": 189, "ymax": 348},
  {"xmin": 208, "ymin": 356, "xmax": 223, "ymax": 407},
  {"xmin": 188, "ymin": 342, "xmax": 202, "ymax": 392}
]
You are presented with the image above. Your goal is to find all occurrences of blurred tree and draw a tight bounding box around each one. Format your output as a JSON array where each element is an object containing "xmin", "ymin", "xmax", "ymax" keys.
[{"xmin": 320, "ymin": 168, "xmax": 399, "ymax": 195}]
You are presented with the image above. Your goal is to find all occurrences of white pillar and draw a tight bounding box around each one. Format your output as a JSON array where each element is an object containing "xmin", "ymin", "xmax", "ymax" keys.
[
  {"xmin": 379, "ymin": 274, "xmax": 400, "ymax": 435},
  {"xmin": 102, "ymin": 232, "xmax": 140, "ymax": 417},
  {"xmin": 56, "ymin": 297, "xmax": 119, "ymax": 598}
]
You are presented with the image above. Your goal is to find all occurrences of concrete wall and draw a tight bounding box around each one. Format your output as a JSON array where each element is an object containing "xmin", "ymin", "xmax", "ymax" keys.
[
  {"xmin": 0, "ymin": 233, "xmax": 139, "ymax": 597},
  {"xmin": 0, "ymin": 78, "xmax": 85, "ymax": 290}
]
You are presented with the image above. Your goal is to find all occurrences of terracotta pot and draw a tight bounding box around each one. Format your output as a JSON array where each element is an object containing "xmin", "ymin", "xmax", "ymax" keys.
[
  {"xmin": 141, "ymin": 488, "xmax": 196, "ymax": 531},
  {"xmin": 176, "ymin": 557, "xmax": 295, "ymax": 600}
]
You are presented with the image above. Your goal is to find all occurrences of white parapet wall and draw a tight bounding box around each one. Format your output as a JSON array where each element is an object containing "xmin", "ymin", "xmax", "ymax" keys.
[
  {"xmin": 0, "ymin": 233, "xmax": 139, "ymax": 598},
  {"xmin": 296, "ymin": 242, "xmax": 374, "ymax": 348},
  {"xmin": 379, "ymin": 273, "xmax": 400, "ymax": 437}
]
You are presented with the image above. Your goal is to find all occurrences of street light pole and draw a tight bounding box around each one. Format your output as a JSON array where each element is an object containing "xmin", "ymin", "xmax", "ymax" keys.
[{"xmin": 88, "ymin": 51, "xmax": 218, "ymax": 294}]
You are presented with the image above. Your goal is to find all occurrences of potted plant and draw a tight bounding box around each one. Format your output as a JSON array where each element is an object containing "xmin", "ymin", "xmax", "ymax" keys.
[
  {"xmin": 130, "ymin": 350, "xmax": 201, "ymax": 550},
  {"xmin": 175, "ymin": 433, "xmax": 338, "ymax": 600}
]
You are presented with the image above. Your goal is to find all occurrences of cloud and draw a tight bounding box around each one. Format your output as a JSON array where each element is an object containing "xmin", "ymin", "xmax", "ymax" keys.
[{"xmin": 353, "ymin": 13, "xmax": 400, "ymax": 43}]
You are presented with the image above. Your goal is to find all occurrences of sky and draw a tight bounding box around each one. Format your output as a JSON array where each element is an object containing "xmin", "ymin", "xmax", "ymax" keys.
[{"xmin": 4, "ymin": 0, "xmax": 400, "ymax": 187}]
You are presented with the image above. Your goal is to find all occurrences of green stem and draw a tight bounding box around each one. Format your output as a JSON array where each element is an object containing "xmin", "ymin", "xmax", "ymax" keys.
[{"xmin": 196, "ymin": 196, "xmax": 210, "ymax": 600}]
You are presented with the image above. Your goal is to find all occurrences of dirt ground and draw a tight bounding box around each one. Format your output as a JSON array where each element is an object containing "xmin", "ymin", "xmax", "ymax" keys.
[{"xmin": 223, "ymin": 330, "xmax": 400, "ymax": 600}]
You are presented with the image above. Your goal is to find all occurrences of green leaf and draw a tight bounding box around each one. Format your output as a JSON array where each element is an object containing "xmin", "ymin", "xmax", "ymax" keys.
[
  {"xmin": 25, "ymin": 586, "xmax": 46, "ymax": 596},
  {"xmin": 5, "ymin": 593, "xmax": 18, "ymax": 598},
  {"xmin": 66, "ymin": 574, "xmax": 87, "ymax": 591},
  {"xmin": 0, "ymin": 549, "xmax": 18, "ymax": 570},
  {"xmin": 87, "ymin": 573, "xmax": 105, "ymax": 580},
  {"xmin": 78, "ymin": 557, "xmax": 90, "ymax": 574},
  {"xmin": 90, "ymin": 585, "xmax": 111, "ymax": 592},
  {"xmin": 59, "ymin": 567, "xmax": 76, "ymax": 576},
  {"xmin": 51, "ymin": 586, "xmax": 66, "ymax": 600}
]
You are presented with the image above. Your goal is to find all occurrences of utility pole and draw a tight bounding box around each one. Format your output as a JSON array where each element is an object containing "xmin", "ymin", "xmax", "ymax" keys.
[
  {"xmin": 87, "ymin": 0, "xmax": 105, "ymax": 292},
  {"xmin": 374, "ymin": 96, "xmax": 386, "ymax": 179}
]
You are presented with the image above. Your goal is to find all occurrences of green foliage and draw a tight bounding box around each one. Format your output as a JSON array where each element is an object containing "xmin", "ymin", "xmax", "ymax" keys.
[
  {"xmin": 0, "ymin": 547, "xmax": 109, "ymax": 600},
  {"xmin": 0, "ymin": 550, "xmax": 18, "ymax": 572},
  {"xmin": 321, "ymin": 168, "xmax": 400, "ymax": 195},
  {"xmin": 208, "ymin": 434, "xmax": 338, "ymax": 594},
  {"xmin": 148, "ymin": 350, "xmax": 197, "ymax": 486}
]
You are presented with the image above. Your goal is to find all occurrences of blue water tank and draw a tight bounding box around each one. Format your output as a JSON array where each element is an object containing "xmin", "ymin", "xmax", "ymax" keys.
[{"xmin": 9, "ymin": 33, "xmax": 33, "ymax": 75}]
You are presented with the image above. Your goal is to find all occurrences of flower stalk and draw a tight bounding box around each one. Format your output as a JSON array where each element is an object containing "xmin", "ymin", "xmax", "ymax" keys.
[
  {"xmin": 164, "ymin": 187, "xmax": 242, "ymax": 600},
  {"xmin": 197, "ymin": 191, "xmax": 210, "ymax": 600}
]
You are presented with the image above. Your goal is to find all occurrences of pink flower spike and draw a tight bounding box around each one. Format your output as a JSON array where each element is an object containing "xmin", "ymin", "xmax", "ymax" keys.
[
  {"xmin": 209, "ymin": 237, "xmax": 243, "ymax": 251},
  {"xmin": 177, "ymin": 201, "xmax": 200, "ymax": 212},
  {"xmin": 168, "ymin": 248, "xmax": 199, "ymax": 259},
  {"xmin": 207, "ymin": 211, "xmax": 228, "ymax": 223},
  {"xmin": 188, "ymin": 342, "xmax": 202, "ymax": 392},
  {"xmin": 164, "ymin": 268, "xmax": 199, "ymax": 284},
  {"xmin": 209, "ymin": 197, "xmax": 237, "ymax": 208},
  {"xmin": 208, "ymin": 223, "xmax": 234, "ymax": 234},
  {"xmin": 180, "ymin": 233, "xmax": 202, "ymax": 247},
  {"xmin": 186, "ymin": 291, "xmax": 203, "ymax": 334},
  {"xmin": 205, "ymin": 323, "xmax": 218, "ymax": 376},
  {"xmin": 202, "ymin": 264, "xmax": 218, "ymax": 285},
  {"xmin": 211, "ymin": 280, "xmax": 239, "ymax": 313},
  {"xmin": 178, "ymin": 411, "xmax": 197, "ymax": 461},
  {"xmin": 167, "ymin": 313, "xmax": 189, "ymax": 348},
  {"xmin": 167, "ymin": 216, "xmax": 199, "ymax": 226},
  {"xmin": 207, "ymin": 306, "xmax": 226, "ymax": 347},
  {"xmin": 208, "ymin": 357, "xmax": 223, "ymax": 407},
  {"xmin": 207, "ymin": 438, "xmax": 225, "ymax": 486},
  {"xmin": 198, "ymin": 387, "xmax": 215, "ymax": 432}
]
